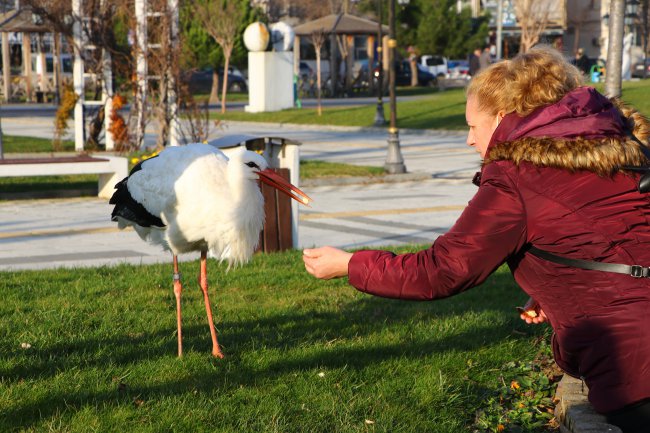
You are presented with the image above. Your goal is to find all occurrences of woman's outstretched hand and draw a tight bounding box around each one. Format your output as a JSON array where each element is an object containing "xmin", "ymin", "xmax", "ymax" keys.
[
  {"xmin": 519, "ymin": 297, "xmax": 548, "ymax": 325},
  {"xmin": 303, "ymin": 246, "xmax": 353, "ymax": 280}
]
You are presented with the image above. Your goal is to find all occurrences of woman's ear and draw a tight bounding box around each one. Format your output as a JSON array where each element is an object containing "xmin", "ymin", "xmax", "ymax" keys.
[{"xmin": 495, "ymin": 111, "xmax": 505, "ymax": 127}]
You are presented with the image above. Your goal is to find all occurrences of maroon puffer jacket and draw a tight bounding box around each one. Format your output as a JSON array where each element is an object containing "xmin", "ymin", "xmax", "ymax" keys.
[{"xmin": 348, "ymin": 87, "xmax": 650, "ymax": 413}]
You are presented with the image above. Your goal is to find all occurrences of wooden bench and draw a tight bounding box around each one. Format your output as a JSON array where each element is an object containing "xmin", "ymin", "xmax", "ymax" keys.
[{"xmin": 0, "ymin": 155, "xmax": 128, "ymax": 198}]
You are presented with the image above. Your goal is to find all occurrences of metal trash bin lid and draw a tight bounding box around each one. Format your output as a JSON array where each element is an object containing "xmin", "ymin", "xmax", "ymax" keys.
[{"xmin": 207, "ymin": 135, "xmax": 301, "ymax": 151}]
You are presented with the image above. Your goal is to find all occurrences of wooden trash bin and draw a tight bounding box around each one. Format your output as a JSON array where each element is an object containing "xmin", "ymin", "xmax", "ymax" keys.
[{"xmin": 257, "ymin": 167, "xmax": 293, "ymax": 253}]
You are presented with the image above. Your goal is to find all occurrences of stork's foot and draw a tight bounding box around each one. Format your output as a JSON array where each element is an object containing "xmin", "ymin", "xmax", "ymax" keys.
[{"xmin": 212, "ymin": 347, "xmax": 225, "ymax": 359}]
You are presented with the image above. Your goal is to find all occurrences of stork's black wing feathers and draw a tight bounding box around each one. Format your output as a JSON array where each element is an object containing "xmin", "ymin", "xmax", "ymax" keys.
[{"xmin": 109, "ymin": 156, "xmax": 165, "ymax": 228}]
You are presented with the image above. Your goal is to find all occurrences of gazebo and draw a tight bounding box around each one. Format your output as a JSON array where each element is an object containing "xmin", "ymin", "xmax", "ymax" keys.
[
  {"xmin": 0, "ymin": 7, "xmax": 60, "ymax": 103},
  {"xmin": 293, "ymin": 13, "xmax": 389, "ymax": 95}
]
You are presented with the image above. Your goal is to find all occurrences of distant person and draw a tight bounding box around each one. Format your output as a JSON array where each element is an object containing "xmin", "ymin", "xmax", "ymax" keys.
[
  {"xmin": 479, "ymin": 46, "xmax": 491, "ymax": 71},
  {"xmin": 304, "ymin": 46, "xmax": 650, "ymax": 432},
  {"xmin": 574, "ymin": 48, "xmax": 591, "ymax": 75},
  {"xmin": 468, "ymin": 47, "xmax": 482, "ymax": 77}
]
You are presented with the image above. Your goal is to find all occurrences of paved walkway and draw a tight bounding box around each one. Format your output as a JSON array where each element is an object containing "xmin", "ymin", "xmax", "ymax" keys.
[{"xmin": 0, "ymin": 117, "xmax": 479, "ymax": 271}]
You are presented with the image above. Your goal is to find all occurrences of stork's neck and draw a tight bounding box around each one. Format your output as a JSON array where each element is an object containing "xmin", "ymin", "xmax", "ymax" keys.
[{"xmin": 227, "ymin": 166, "xmax": 260, "ymax": 205}]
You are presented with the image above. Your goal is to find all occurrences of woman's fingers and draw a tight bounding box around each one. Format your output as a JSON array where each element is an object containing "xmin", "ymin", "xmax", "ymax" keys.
[
  {"xmin": 519, "ymin": 297, "xmax": 547, "ymax": 324},
  {"xmin": 302, "ymin": 246, "xmax": 352, "ymax": 279}
]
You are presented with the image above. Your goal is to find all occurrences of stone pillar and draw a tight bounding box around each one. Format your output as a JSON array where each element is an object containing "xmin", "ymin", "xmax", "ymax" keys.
[
  {"xmin": 2, "ymin": 32, "xmax": 10, "ymax": 102},
  {"xmin": 134, "ymin": 0, "xmax": 147, "ymax": 149},
  {"xmin": 168, "ymin": 0, "xmax": 179, "ymax": 147},
  {"xmin": 293, "ymin": 35, "xmax": 300, "ymax": 77},
  {"xmin": 72, "ymin": 0, "xmax": 85, "ymax": 151},
  {"xmin": 37, "ymin": 34, "xmax": 47, "ymax": 93},
  {"xmin": 22, "ymin": 32, "xmax": 32, "ymax": 102}
]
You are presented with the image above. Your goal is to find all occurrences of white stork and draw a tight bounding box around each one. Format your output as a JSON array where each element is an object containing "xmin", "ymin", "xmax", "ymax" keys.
[{"xmin": 109, "ymin": 144, "xmax": 311, "ymax": 358}]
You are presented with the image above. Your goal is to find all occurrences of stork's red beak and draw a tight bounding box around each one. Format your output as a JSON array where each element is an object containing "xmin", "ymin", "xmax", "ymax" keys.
[{"xmin": 257, "ymin": 169, "xmax": 313, "ymax": 205}]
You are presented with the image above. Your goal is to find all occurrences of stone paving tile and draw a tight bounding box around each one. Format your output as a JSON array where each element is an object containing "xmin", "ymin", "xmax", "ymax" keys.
[{"xmin": 554, "ymin": 376, "xmax": 622, "ymax": 433}]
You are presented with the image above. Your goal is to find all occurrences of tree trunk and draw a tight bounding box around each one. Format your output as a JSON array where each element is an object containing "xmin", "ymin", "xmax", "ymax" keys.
[
  {"xmin": 209, "ymin": 70, "xmax": 220, "ymax": 105},
  {"xmin": 316, "ymin": 49, "xmax": 322, "ymax": 116},
  {"xmin": 642, "ymin": 0, "xmax": 649, "ymax": 79},
  {"xmin": 221, "ymin": 50, "xmax": 231, "ymax": 114},
  {"xmin": 409, "ymin": 56, "xmax": 418, "ymax": 87},
  {"xmin": 605, "ymin": 0, "xmax": 625, "ymax": 98}
]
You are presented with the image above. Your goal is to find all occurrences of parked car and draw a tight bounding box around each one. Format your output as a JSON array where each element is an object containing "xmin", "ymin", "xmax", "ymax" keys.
[
  {"xmin": 299, "ymin": 61, "xmax": 314, "ymax": 80},
  {"xmin": 446, "ymin": 59, "xmax": 470, "ymax": 80},
  {"xmin": 185, "ymin": 67, "xmax": 248, "ymax": 94},
  {"xmin": 632, "ymin": 59, "xmax": 650, "ymax": 79},
  {"xmin": 420, "ymin": 55, "xmax": 448, "ymax": 77},
  {"xmin": 370, "ymin": 60, "xmax": 438, "ymax": 87}
]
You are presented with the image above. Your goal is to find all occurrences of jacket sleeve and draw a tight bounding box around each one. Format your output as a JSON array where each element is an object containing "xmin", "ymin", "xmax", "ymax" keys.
[{"xmin": 348, "ymin": 163, "xmax": 527, "ymax": 300}]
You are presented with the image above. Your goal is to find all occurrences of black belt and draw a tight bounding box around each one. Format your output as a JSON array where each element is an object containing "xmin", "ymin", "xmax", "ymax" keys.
[{"xmin": 528, "ymin": 246, "xmax": 650, "ymax": 278}]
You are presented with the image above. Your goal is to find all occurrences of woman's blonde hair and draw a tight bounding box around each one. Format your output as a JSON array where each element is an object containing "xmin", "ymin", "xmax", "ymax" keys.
[{"xmin": 466, "ymin": 45, "xmax": 584, "ymax": 116}]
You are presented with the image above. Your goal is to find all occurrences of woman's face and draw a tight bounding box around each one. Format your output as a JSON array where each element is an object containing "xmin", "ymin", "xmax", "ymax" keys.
[{"xmin": 465, "ymin": 96, "xmax": 500, "ymax": 158}]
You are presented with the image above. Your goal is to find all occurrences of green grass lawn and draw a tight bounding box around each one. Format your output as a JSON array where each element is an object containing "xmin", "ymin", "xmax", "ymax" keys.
[
  {"xmin": 2, "ymin": 135, "xmax": 75, "ymax": 153},
  {"xmin": 598, "ymin": 79, "xmax": 650, "ymax": 114},
  {"xmin": 300, "ymin": 160, "xmax": 385, "ymax": 179},
  {"xmin": 0, "ymin": 175, "xmax": 99, "ymax": 200},
  {"xmin": 192, "ymin": 92, "xmax": 250, "ymax": 104},
  {"xmin": 212, "ymin": 87, "xmax": 468, "ymax": 130},
  {"xmin": 0, "ymin": 248, "xmax": 557, "ymax": 433},
  {"xmin": 212, "ymin": 80, "xmax": 650, "ymax": 130}
]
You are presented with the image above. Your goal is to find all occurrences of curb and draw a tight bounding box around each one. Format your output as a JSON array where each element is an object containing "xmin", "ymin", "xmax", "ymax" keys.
[
  {"xmin": 301, "ymin": 172, "xmax": 433, "ymax": 187},
  {"xmin": 301, "ymin": 171, "xmax": 476, "ymax": 188},
  {"xmin": 554, "ymin": 376, "xmax": 622, "ymax": 433}
]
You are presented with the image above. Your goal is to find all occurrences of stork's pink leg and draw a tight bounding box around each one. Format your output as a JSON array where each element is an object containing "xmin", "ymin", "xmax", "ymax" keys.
[
  {"xmin": 199, "ymin": 251, "xmax": 224, "ymax": 358},
  {"xmin": 173, "ymin": 255, "xmax": 183, "ymax": 358}
]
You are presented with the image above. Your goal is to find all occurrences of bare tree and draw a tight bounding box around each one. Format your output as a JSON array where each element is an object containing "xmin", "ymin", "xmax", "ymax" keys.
[
  {"xmin": 336, "ymin": 34, "xmax": 351, "ymax": 94},
  {"xmin": 25, "ymin": 0, "xmax": 125, "ymax": 92},
  {"xmin": 311, "ymin": 29, "xmax": 327, "ymax": 116},
  {"xmin": 177, "ymin": 82, "xmax": 214, "ymax": 143},
  {"xmin": 266, "ymin": 0, "xmax": 351, "ymax": 21},
  {"xmin": 142, "ymin": 0, "xmax": 182, "ymax": 148},
  {"xmin": 512, "ymin": 0, "xmax": 553, "ymax": 53},
  {"xmin": 566, "ymin": 0, "xmax": 598, "ymax": 54},
  {"xmin": 192, "ymin": 0, "xmax": 245, "ymax": 114},
  {"xmin": 329, "ymin": 0, "xmax": 346, "ymax": 14},
  {"xmin": 25, "ymin": 0, "xmax": 128, "ymax": 149}
]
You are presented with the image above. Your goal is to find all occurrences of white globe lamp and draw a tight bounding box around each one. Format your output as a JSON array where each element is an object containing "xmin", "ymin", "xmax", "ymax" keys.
[{"xmin": 243, "ymin": 22, "xmax": 270, "ymax": 52}]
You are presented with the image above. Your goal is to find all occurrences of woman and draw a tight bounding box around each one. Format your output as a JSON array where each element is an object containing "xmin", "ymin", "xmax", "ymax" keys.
[{"xmin": 303, "ymin": 46, "xmax": 650, "ymax": 432}]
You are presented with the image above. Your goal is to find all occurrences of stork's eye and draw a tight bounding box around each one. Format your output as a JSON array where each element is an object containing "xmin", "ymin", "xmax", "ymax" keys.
[{"xmin": 245, "ymin": 161, "xmax": 260, "ymax": 169}]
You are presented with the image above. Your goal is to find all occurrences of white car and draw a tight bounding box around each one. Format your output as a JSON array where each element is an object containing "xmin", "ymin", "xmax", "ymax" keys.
[{"xmin": 420, "ymin": 55, "xmax": 448, "ymax": 77}]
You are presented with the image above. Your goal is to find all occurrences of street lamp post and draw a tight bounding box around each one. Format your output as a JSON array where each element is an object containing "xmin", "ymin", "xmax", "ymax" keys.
[
  {"xmin": 384, "ymin": 0, "xmax": 408, "ymax": 174},
  {"xmin": 625, "ymin": 0, "xmax": 640, "ymax": 25},
  {"xmin": 374, "ymin": 0, "xmax": 385, "ymax": 126}
]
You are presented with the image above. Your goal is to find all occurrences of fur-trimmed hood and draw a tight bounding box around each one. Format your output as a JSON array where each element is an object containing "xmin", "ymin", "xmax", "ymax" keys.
[{"xmin": 484, "ymin": 86, "xmax": 650, "ymax": 176}]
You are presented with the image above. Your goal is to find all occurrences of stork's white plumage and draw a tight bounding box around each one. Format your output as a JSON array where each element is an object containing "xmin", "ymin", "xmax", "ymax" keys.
[{"xmin": 110, "ymin": 144, "xmax": 311, "ymax": 357}]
